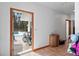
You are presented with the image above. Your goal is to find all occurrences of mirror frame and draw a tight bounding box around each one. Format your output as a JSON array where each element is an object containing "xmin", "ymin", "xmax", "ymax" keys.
[{"xmin": 10, "ymin": 8, "xmax": 34, "ymax": 56}]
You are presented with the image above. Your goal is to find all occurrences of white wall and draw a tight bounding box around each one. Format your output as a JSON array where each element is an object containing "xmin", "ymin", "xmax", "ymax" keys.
[
  {"xmin": 75, "ymin": 2, "xmax": 79, "ymax": 34},
  {"xmin": 0, "ymin": 6, "xmax": 2, "ymax": 55},
  {"xmin": 0, "ymin": 2, "xmax": 68, "ymax": 55},
  {"xmin": 53, "ymin": 14, "xmax": 71, "ymax": 40}
]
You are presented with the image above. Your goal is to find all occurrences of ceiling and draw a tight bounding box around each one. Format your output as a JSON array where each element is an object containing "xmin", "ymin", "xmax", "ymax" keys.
[{"xmin": 36, "ymin": 2, "xmax": 74, "ymax": 15}]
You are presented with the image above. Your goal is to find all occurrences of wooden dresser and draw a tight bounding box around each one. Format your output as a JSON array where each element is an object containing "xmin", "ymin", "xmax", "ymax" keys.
[{"xmin": 49, "ymin": 34, "xmax": 59, "ymax": 47}]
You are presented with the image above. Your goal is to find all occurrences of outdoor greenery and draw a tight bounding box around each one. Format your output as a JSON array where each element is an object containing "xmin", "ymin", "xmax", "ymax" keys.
[{"xmin": 14, "ymin": 21, "xmax": 28, "ymax": 32}]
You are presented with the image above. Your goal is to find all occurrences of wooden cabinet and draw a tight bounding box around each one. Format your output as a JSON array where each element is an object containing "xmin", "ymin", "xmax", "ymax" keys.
[{"xmin": 49, "ymin": 34, "xmax": 59, "ymax": 47}]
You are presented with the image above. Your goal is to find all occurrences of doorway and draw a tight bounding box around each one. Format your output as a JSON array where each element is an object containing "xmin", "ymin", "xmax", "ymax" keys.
[
  {"xmin": 66, "ymin": 20, "xmax": 71, "ymax": 39},
  {"xmin": 65, "ymin": 20, "xmax": 75, "ymax": 39},
  {"xmin": 10, "ymin": 8, "xmax": 34, "ymax": 56}
]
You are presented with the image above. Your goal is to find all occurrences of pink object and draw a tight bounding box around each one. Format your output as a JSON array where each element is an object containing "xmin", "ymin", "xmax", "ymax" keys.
[{"xmin": 72, "ymin": 42, "xmax": 79, "ymax": 56}]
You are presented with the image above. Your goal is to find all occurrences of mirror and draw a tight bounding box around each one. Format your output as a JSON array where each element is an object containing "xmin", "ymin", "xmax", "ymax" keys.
[{"xmin": 11, "ymin": 8, "xmax": 33, "ymax": 56}]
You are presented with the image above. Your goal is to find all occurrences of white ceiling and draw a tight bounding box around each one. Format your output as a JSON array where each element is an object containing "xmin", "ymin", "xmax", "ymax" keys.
[{"xmin": 36, "ymin": 2, "xmax": 74, "ymax": 15}]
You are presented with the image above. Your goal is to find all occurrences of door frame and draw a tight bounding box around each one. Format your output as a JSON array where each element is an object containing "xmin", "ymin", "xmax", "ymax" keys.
[
  {"xmin": 66, "ymin": 20, "xmax": 71, "ymax": 35},
  {"xmin": 65, "ymin": 19, "xmax": 71, "ymax": 40},
  {"xmin": 10, "ymin": 8, "xmax": 34, "ymax": 56}
]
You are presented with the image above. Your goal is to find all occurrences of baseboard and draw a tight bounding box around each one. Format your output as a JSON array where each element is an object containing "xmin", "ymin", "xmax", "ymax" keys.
[{"xmin": 33, "ymin": 45, "xmax": 49, "ymax": 51}]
